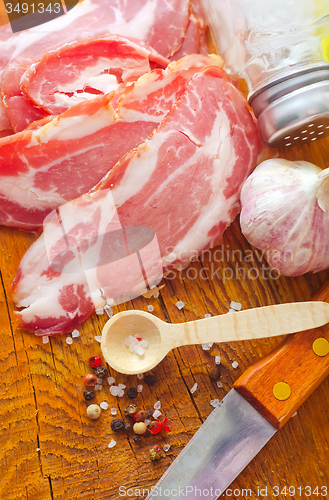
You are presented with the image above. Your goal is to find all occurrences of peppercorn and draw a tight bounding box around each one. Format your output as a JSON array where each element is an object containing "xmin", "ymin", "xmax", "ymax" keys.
[
  {"xmin": 149, "ymin": 445, "xmax": 161, "ymax": 461},
  {"xmin": 83, "ymin": 373, "xmax": 98, "ymax": 387},
  {"xmin": 111, "ymin": 419, "xmax": 125, "ymax": 432},
  {"xmin": 209, "ymin": 366, "xmax": 221, "ymax": 380},
  {"xmin": 88, "ymin": 355, "xmax": 102, "ymax": 368},
  {"xmin": 133, "ymin": 422, "xmax": 147, "ymax": 434},
  {"xmin": 124, "ymin": 404, "xmax": 138, "ymax": 417},
  {"xmin": 126, "ymin": 387, "xmax": 138, "ymax": 399},
  {"xmin": 86, "ymin": 404, "xmax": 101, "ymax": 420},
  {"xmin": 133, "ymin": 434, "xmax": 142, "ymax": 442},
  {"xmin": 94, "ymin": 366, "xmax": 108, "ymax": 379},
  {"xmin": 134, "ymin": 410, "xmax": 148, "ymax": 422},
  {"xmin": 124, "ymin": 422, "xmax": 132, "ymax": 431},
  {"xmin": 144, "ymin": 374, "xmax": 157, "ymax": 385},
  {"xmin": 145, "ymin": 408, "xmax": 153, "ymax": 420},
  {"xmin": 83, "ymin": 389, "xmax": 96, "ymax": 401}
]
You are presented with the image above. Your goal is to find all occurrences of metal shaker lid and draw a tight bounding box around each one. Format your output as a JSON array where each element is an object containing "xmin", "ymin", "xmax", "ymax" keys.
[{"xmin": 249, "ymin": 66, "xmax": 329, "ymax": 147}]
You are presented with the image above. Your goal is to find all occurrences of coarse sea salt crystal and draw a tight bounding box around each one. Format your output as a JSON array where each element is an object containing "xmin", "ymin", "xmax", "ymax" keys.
[
  {"xmin": 108, "ymin": 439, "xmax": 116, "ymax": 448},
  {"xmin": 215, "ymin": 356, "xmax": 221, "ymax": 365},
  {"xmin": 42, "ymin": 336, "xmax": 49, "ymax": 344},
  {"xmin": 227, "ymin": 309, "xmax": 236, "ymax": 314},
  {"xmin": 95, "ymin": 308, "xmax": 104, "ymax": 315},
  {"xmin": 118, "ymin": 389, "xmax": 125, "ymax": 397},
  {"xmin": 104, "ymin": 304, "xmax": 113, "ymax": 318},
  {"xmin": 110, "ymin": 386, "xmax": 119, "ymax": 396},
  {"xmin": 100, "ymin": 401, "xmax": 109, "ymax": 410},
  {"xmin": 107, "ymin": 376, "xmax": 115, "ymax": 385},
  {"xmin": 154, "ymin": 401, "xmax": 161, "ymax": 410},
  {"xmin": 94, "ymin": 384, "xmax": 102, "ymax": 391},
  {"xmin": 137, "ymin": 385, "xmax": 143, "ymax": 393},
  {"xmin": 232, "ymin": 361, "xmax": 239, "ymax": 369},
  {"xmin": 118, "ymin": 383, "xmax": 126, "ymax": 390},
  {"xmin": 163, "ymin": 444, "xmax": 171, "ymax": 452},
  {"xmin": 292, "ymin": 411, "xmax": 298, "ymax": 417},
  {"xmin": 136, "ymin": 345, "xmax": 146, "ymax": 356},
  {"xmin": 94, "ymin": 336, "xmax": 102, "ymax": 343},
  {"xmin": 66, "ymin": 337, "xmax": 73, "ymax": 345},
  {"xmin": 110, "ymin": 408, "xmax": 117, "ymax": 415},
  {"xmin": 147, "ymin": 305, "xmax": 154, "ymax": 312},
  {"xmin": 144, "ymin": 418, "xmax": 151, "ymax": 426},
  {"xmin": 137, "ymin": 373, "xmax": 144, "ymax": 380},
  {"xmin": 153, "ymin": 409, "xmax": 162, "ymax": 419},
  {"xmin": 190, "ymin": 383, "xmax": 198, "ymax": 394},
  {"xmin": 96, "ymin": 378, "xmax": 103, "ymax": 385},
  {"xmin": 202, "ymin": 343, "xmax": 213, "ymax": 351},
  {"xmin": 230, "ymin": 301, "xmax": 242, "ymax": 311},
  {"xmin": 140, "ymin": 340, "xmax": 148, "ymax": 348},
  {"xmin": 210, "ymin": 399, "xmax": 220, "ymax": 408},
  {"xmin": 175, "ymin": 300, "xmax": 185, "ymax": 310},
  {"xmin": 217, "ymin": 381, "xmax": 223, "ymax": 388},
  {"xmin": 71, "ymin": 329, "xmax": 80, "ymax": 338},
  {"xmin": 153, "ymin": 290, "xmax": 160, "ymax": 298},
  {"xmin": 204, "ymin": 313, "xmax": 211, "ymax": 318}
]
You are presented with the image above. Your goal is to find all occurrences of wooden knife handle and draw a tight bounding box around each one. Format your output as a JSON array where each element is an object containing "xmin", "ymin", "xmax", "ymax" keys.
[{"xmin": 234, "ymin": 281, "xmax": 329, "ymax": 429}]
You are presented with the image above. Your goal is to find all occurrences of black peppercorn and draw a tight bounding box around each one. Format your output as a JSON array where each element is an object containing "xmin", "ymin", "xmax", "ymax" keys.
[
  {"xmin": 124, "ymin": 404, "xmax": 137, "ymax": 416},
  {"xmin": 144, "ymin": 374, "xmax": 157, "ymax": 385},
  {"xmin": 124, "ymin": 422, "xmax": 132, "ymax": 431},
  {"xmin": 94, "ymin": 366, "xmax": 108, "ymax": 379},
  {"xmin": 126, "ymin": 387, "xmax": 138, "ymax": 399},
  {"xmin": 111, "ymin": 419, "xmax": 125, "ymax": 432},
  {"xmin": 133, "ymin": 434, "xmax": 142, "ymax": 442},
  {"xmin": 83, "ymin": 389, "xmax": 96, "ymax": 401},
  {"xmin": 209, "ymin": 366, "xmax": 221, "ymax": 380}
]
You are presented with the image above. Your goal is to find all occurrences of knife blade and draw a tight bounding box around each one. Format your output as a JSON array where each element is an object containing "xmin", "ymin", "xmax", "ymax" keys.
[{"xmin": 145, "ymin": 282, "xmax": 329, "ymax": 500}]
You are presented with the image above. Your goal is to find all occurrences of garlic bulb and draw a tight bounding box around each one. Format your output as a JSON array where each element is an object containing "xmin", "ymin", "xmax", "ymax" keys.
[{"xmin": 240, "ymin": 158, "xmax": 329, "ymax": 277}]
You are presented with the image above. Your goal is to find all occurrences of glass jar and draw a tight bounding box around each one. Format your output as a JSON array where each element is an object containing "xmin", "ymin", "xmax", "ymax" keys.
[{"xmin": 201, "ymin": 0, "xmax": 329, "ymax": 147}]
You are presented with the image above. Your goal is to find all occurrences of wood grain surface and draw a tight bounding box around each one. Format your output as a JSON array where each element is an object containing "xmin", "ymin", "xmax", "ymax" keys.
[{"xmin": 1, "ymin": 13, "xmax": 329, "ymax": 500}]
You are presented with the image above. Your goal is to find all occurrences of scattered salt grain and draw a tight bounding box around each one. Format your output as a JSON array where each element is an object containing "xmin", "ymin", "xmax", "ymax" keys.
[
  {"xmin": 215, "ymin": 356, "xmax": 221, "ymax": 365},
  {"xmin": 137, "ymin": 373, "xmax": 144, "ymax": 380},
  {"xmin": 137, "ymin": 385, "xmax": 143, "ymax": 393},
  {"xmin": 71, "ymin": 329, "xmax": 80, "ymax": 338},
  {"xmin": 202, "ymin": 342, "xmax": 213, "ymax": 351},
  {"xmin": 104, "ymin": 305, "xmax": 113, "ymax": 318},
  {"xmin": 154, "ymin": 401, "xmax": 161, "ymax": 410},
  {"xmin": 107, "ymin": 377, "xmax": 115, "ymax": 385},
  {"xmin": 42, "ymin": 336, "xmax": 49, "ymax": 344},
  {"xmin": 175, "ymin": 300, "xmax": 185, "ymax": 310},
  {"xmin": 95, "ymin": 308, "xmax": 104, "ymax": 315},
  {"xmin": 210, "ymin": 399, "xmax": 220, "ymax": 408},
  {"xmin": 204, "ymin": 313, "xmax": 211, "ymax": 318},
  {"xmin": 36, "ymin": 448, "xmax": 40, "ymax": 452},
  {"xmin": 66, "ymin": 337, "xmax": 73, "ymax": 345},
  {"xmin": 117, "ymin": 389, "xmax": 125, "ymax": 397},
  {"xmin": 153, "ymin": 290, "xmax": 160, "ymax": 298},
  {"xmin": 100, "ymin": 401, "xmax": 109, "ymax": 410},
  {"xmin": 108, "ymin": 439, "xmax": 116, "ymax": 448},
  {"xmin": 147, "ymin": 305, "xmax": 154, "ymax": 312},
  {"xmin": 163, "ymin": 444, "xmax": 171, "ymax": 452},
  {"xmin": 96, "ymin": 378, "xmax": 103, "ymax": 385},
  {"xmin": 232, "ymin": 361, "xmax": 239, "ymax": 369},
  {"xmin": 94, "ymin": 384, "xmax": 102, "ymax": 391},
  {"xmin": 110, "ymin": 408, "xmax": 117, "ymax": 415},
  {"xmin": 230, "ymin": 301, "xmax": 242, "ymax": 311},
  {"xmin": 227, "ymin": 309, "xmax": 236, "ymax": 314},
  {"xmin": 94, "ymin": 336, "xmax": 102, "ymax": 343},
  {"xmin": 110, "ymin": 386, "xmax": 120, "ymax": 396},
  {"xmin": 118, "ymin": 384, "xmax": 126, "ymax": 390},
  {"xmin": 292, "ymin": 411, "xmax": 298, "ymax": 417},
  {"xmin": 217, "ymin": 381, "xmax": 223, "ymax": 389},
  {"xmin": 144, "ymin": 418, "xmax": 151, "ymax": 426},
  {"xmin": 153, "ymin": 409, "xmax": 162, "ymax": 419},
  {"xmin": 190, "ymin": 383, "xmax": 198, "ymax": 394}
]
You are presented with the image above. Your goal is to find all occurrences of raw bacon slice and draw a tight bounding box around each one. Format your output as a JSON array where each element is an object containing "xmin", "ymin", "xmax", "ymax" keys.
[
  {"xmin": 20, "ymin": 35, "xmax": 169, "ymax": 116},
  {"xmin": 13, "ymin": 65, "xmax": 259, "ymax": 336},
  {"xmin": 0, "ymin": 54, "xmax": 222, "ymax": 232}
]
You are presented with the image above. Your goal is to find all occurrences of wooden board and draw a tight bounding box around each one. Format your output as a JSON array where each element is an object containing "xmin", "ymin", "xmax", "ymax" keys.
[{"xmin": 1, "ymin": 18, "xmax": 329, "ymax": 500}]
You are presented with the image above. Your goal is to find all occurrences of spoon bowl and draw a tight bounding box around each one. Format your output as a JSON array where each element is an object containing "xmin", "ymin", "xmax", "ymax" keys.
[{"xmin": 101, "ymin": 301, "xmax": 329, "ymax": 375}]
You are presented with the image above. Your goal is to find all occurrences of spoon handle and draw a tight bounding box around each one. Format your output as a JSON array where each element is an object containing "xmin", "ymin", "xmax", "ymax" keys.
[{"xmin": 173, "ymin": 301, "xmax": 329, "ymax": 347}]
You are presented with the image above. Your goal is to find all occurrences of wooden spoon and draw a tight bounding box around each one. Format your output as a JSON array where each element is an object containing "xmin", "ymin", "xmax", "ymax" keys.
[{"xmin": 101, "ymin": 301, "xmax": 329, "ymax": 374}]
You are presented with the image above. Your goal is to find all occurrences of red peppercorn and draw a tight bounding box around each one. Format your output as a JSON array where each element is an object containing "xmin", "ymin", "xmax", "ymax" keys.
[
  {"xmin": 83, "ymin": 374, "xmax": 97, "ymax": 387},
  {"xmin": 88, "ymin": 355, "xmax": 102, "ymax": 368}
]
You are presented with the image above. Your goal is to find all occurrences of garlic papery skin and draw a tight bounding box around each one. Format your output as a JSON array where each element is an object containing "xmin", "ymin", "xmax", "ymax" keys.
[{"xmin": 240, "ymin": 159, "xmax": 329, "ymax": 277}]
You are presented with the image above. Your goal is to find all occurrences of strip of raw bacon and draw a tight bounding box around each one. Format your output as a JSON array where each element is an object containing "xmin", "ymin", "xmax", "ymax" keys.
[
  {"xmin": 13, "ymin": 65, "xmax": 259, "ymax": 336},
  {"xmin": 3, "ymin": 35, "xmax": 169, "ymax": 132},
  {"xmin": 0, "ymin": 54, "xmax": 222, "ymax": 231}
]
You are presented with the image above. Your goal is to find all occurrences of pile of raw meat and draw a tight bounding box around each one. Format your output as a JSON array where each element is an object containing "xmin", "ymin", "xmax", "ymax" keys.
[{"xmin": 0, "ymin": 0, "xmax": 261, "ymax": 335}]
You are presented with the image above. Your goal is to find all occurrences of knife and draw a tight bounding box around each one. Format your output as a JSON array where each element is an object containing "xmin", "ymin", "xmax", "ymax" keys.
[{"xmin": 145, "ymin": 282, "xmax": 329, "ymax": 500}]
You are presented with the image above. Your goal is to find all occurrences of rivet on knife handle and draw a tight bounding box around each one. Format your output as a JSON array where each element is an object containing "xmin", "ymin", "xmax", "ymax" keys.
[{"xmin": 234, "ymin": 281, "xmax": 329, "ymax": 429}]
